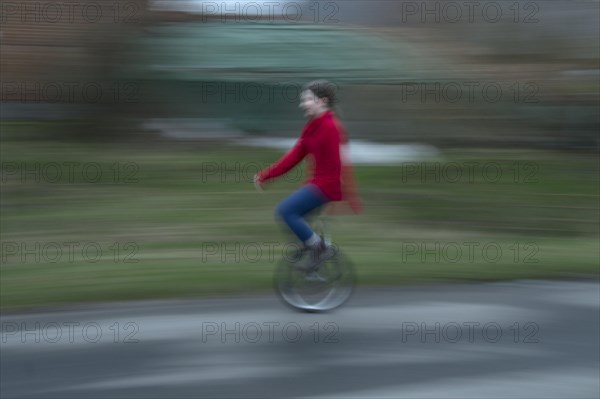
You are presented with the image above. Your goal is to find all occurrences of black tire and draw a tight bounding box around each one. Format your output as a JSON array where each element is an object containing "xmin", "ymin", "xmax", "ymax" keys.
[{"xmin": 274, "ymin": 246, "xmax": 356, "ymax": 312}]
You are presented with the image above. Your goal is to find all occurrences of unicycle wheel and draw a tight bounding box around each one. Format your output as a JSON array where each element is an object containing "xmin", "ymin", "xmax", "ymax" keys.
[{"xmin": 274, "ymin": 247, "xmax": 356, "ymax": 312}]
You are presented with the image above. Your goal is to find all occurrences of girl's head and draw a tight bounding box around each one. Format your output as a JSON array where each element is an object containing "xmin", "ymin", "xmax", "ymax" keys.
[{"xmin": 299, "ymin": 80, "xmax": 337, "ymax": 119}]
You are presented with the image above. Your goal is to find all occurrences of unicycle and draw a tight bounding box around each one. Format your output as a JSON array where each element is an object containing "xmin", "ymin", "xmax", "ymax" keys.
[{"xmin": 274, "ymin": 215, "xmax": 356, "ymax": 312}]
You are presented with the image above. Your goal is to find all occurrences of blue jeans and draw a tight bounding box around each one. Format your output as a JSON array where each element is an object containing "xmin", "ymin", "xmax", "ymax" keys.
[{"xmin": 275, "ymin": 184, "xmax": 329, "ymax": 242}]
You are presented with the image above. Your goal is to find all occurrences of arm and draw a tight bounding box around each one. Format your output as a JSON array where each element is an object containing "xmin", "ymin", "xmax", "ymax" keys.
[{"xmin": 257, "ymin": 138, "xmax": 307, "ymax": 183}]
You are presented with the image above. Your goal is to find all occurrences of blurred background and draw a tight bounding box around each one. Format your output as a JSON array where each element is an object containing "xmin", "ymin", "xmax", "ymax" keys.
[
  {"xmin": 1, "ymin": 0, "xmax": 599, "ymax": 308},
  {"xmin": 1, "ymin": 2, "xmax": 599, "ymax": 398}
]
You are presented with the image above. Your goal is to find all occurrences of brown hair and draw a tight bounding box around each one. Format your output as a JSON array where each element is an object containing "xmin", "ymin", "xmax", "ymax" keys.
[{"xmin": 303, "ymin": 80, "xmax": 338, "ymax": 109}]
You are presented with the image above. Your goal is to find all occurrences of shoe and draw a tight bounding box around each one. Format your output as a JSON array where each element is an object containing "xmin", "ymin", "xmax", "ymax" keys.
[{"xmin": 295, "ymin": 241, "xmax": 336, "ymax": 272}]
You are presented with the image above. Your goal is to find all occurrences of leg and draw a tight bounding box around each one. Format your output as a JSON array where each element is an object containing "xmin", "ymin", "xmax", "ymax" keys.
[{"xmin": 275, "ymin": 184, "xmax": 329, "ymax": 243}]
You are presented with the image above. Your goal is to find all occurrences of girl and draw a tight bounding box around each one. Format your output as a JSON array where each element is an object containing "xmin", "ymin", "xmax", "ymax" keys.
[{"xmin": 254, "ymin": 80, "xmax": 363, "ymax": 270}]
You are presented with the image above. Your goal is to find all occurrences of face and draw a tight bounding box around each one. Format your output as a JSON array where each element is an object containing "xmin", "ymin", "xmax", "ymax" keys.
[{"xmin": 299, "ymin": 90, "xmax": 328, "ymax": 119}]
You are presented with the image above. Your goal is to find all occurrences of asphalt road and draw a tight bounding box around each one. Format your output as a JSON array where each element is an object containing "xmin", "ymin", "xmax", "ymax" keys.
[{"xmin": 1, "ymin": 280, "xmax": 599, "ymax": 398}]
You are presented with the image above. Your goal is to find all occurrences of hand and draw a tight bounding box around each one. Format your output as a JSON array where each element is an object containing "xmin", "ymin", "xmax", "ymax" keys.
[{"xmin": 253, "ymin": 174, "xmax": 264, "ymax": 192}]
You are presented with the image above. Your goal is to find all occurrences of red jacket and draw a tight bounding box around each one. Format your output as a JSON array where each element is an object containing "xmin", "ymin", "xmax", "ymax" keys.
[{"xmin": 258, "ymin": 111, "xmax": 362, "ymax": 212}]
